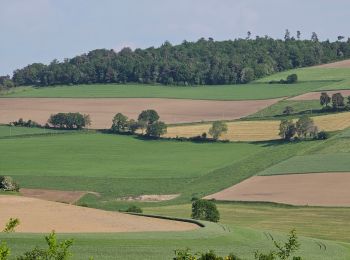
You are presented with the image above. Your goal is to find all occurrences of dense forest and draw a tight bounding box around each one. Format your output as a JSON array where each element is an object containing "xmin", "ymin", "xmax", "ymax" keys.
[{"xmin": 4, "ymin": 33, "xmax": 350, "ymax": 87}]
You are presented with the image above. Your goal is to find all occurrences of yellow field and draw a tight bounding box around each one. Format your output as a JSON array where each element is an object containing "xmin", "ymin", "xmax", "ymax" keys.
[{"xmin": 165, "ymin": 112, "xmax": 350, "ymax": 141}]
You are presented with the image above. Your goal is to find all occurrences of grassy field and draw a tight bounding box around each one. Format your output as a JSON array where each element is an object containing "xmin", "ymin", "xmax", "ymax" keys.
[
  {"xmin": 259, "ymin": 129, "xmax": 350, "ymax": 176},
  {"xmin": 1, "ymin": 81, "xmax": 329, "ymax": 100},
  {"xmin": 0, "ymin": 125, "xmax": 65, "ymax": 138},
  {"xmin": 0, "ymin": 126, "xmax": 318, "ymax": 210},
  {"xmin": 1, "ymin": 222, "xmax": 349, "ymax": 259},
  {"xmin": 144, "ymin": 202, "xmax": 350, "ymax": 244}
]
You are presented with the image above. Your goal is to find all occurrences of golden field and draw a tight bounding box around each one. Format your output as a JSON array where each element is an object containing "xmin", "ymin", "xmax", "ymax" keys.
[{"xmin": 165, "ymin": 112, "xmax": 350, "ymax": 141}]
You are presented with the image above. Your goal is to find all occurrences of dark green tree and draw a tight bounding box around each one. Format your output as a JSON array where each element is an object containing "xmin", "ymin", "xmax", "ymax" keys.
[
  {"xmin": 279, "ymin": 120, "xmax": 296, "ymax": 141},
  {"xmin": 191, "ymin": 199, "xmax": 220, "ymax": 222},
  {"xmin": 111, "ymin": 113, "xmax": 129, "ymax": 132},
  {"xmin": 146, "ymin": 121, "xmax": 167, "ymax": 137}
]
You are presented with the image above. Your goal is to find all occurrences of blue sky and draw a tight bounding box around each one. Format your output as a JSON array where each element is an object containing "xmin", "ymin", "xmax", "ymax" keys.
[{"xmin": 1, "ymin": 0, "xmax": 349, "ymax": 75}]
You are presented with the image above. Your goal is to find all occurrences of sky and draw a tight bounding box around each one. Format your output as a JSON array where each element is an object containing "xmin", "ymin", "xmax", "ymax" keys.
[{"xmin": 1, "ymin": 0, "xmax": 350, "ymax": 75}]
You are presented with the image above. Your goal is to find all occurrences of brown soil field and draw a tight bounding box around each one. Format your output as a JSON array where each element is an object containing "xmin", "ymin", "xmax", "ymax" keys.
[
  {"xmin": 289, "ymin": 90, "xmax": 350, "ymax": 101},
  {"xmin": 166, "ymin": 112, "xmax": 350, "ymax": 141},
  {"xmin": 20, "ymin": 188, "xmax": 99, "ymax": 204},
  {"xmin": 0, "ymin": 195, "xmax": 198, "ymax": 233},
  {"xmin": 314, "ymin": 59, "xmax": 350, "ymax": 68},
  {"xmin": 0, "ymin": 98, "xmax": 280, "ymax": 128},
  {"xmin": 205, "ymin": 172, "xmax": 350, "ymax": 207}
]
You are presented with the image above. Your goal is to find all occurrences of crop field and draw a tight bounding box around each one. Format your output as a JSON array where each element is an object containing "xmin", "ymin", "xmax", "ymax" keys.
[
  {"xmin": 166, "ymin": 112, "xmax": 350, "ymax": 141},
  {"xmin": 0, "ymin": 97, "xmax": 281, "ymax": 128},
  {"xmin": 144, "ymin": 202, "xmax": 350, "ymax": 244},
  {"xmin": 1, "ymin": 222, "xmax": 348, "ymax": 260},
  {"xmin": 0, "ymin": 125, "xmax": 64, "ymax": 137},
  {"xmin": 205, "ymin": 172, "xmax": 350, "ymax": 206}
]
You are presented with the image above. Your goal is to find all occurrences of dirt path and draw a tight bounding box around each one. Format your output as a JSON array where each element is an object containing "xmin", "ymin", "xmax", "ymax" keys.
[
  {"xmin": 205, "ymin": 172, "xmax": 350, "ymax": 207},
  {"xmin": 0, "ymin": 98, "xmax": 281, "ymax": 128},
  {"xmin": 19, "ymin": 188, "xmax": 99, "ymax": 204},
  {"xmin": 289, "ymin": 90, "xmax": 350, "ymax": 101},
  {"xmin": 0, "ymin": 195, "xmax": 198, "ymax": 233}
]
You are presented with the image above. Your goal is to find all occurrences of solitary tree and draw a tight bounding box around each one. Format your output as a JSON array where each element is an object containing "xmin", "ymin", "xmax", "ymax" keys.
[
  {"xmin": 296, "ymin": 30, "xmax": 301, "ymax": 40},
  {"xmin": 286, "ymin": 74, "xmax": 298, "ymax": 84},
  {"xmin": 332, "ymin": 93, "xmax": 345, "ymax": 110},
  {"xmin": 279, "ymin": 119, "xmax": 296, "ymax": 141},
  {"xmin": 191, "ymin": 199, "xmax": 220, "ymax": 222},
  {"xmin": 111, "ymin": 113, "xmax": 128, "ymax": 132},
  {"xmin": 320, "ymin": 92, "xmax": 331, "ymax": 108},
  {"xmin": 209, "ymin": 121, "xmax": 228, "ymax": 140}
]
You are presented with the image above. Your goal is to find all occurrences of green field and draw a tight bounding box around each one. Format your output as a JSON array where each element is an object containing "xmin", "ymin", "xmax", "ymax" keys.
[
  {"xmin": 0, "ymin": 125, "xmax": 65, "ymax": 138},
  {"xmin": 259, "ymin": 130, "xmax": 350, "ymax": 176},
  {"xmin": 1, "ymin": 222, "xmax": 349, "ymax": 260},
  {"xmin": 0, "ymin": 126, "xmax": 315, "ymax": 210}
]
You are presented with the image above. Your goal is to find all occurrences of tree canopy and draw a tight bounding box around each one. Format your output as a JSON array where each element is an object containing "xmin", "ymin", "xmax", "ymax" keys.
[{"xmin": 9, "ymin": 35, "xmax": 350, "ymax": 87}]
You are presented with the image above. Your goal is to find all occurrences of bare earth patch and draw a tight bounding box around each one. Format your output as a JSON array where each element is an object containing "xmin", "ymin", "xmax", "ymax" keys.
[
  {"xmin": 0, "ymin": 195, "xmax": 198, "ymax": 233},
  {"xmin": 313, "ymin": 59, "xmax": 350, "ymax": 68},
  {"xmin": 20, "ymin": 188, "xmax": 99, "ymax": 204},
  {"xmin": 0, "ymin": 98, "xmax": 281, "ymax": 128},
  {"xmin": 289, "ymin": 90, "xmax": 350, "ymax": 101},
  {"xmin": 117, "ymin": 194, "xmax": 180, "ymax": 202},
  {"xmin": 205, "ymin": 172, "xmax": 350, "ymax": 207}
]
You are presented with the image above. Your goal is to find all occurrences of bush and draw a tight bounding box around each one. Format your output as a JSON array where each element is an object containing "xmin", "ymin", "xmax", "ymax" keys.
[
  {"xmin": 11, "ymin": 118, "xmax": 41, "ymax": 128},
  {"xmin": 269, "ymin": 74, "xmax": 298, "ymax": 84},
  {"xmin": 125, "ymin": 205, "xmax": 143, "ymax": 213},
  {"xmin": 0, "ymin": 176, "xmax": 19, "ymax": 192},
  {"xmin": 191, "ymin": 199, "xmax": 220, "ymax": 222},
  {"xmin": 316, "ymin": 131, "xmax": 329, "ymax": 140}
]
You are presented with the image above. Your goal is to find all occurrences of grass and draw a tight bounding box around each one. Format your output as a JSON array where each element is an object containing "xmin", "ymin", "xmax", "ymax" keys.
[
  {"xmin": 0, "ymin": 125, "xmax": 65, "ymax": 138},
  {"xmin": 1, "ymin": 223, "xmax": 349, "ymax": 259},
  {"xmin": 259, "ymin": 129, "xmax": 350, "ymax": 176},
  {"xmin": 144, "ymin": 202, "xmax": 350, "ymax": 244}
]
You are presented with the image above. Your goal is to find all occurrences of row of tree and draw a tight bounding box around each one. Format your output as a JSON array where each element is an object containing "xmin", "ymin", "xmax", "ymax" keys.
[
  {"xmin": 111, "ymin": 109, "xmax": 167, "ymax": 137},
  {"xmin": 320, "ymin": 92, "xmax": 350, "ymax": 110},
  {"xmin": 8, "ymin": 34, "xmax": 350, "ymax": 87}
]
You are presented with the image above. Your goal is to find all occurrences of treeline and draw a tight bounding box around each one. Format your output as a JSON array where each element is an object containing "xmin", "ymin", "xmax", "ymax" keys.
[{"xmin": 8, "ymin": 33, "xmax": 350, "ymax": 87}]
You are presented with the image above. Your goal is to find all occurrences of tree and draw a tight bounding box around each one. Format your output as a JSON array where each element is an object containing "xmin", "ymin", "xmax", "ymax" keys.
[
  {"xmin": 191, "ymin": 199, "xmax": 220, "ymax": 222},
  {"xmin": 295, "ymin": 116, "xmax": 315, "ymax": 138},
  {"xmin": 48, "ymin": 113, "xmax": 91, "ymax": 129},
  {"xmin": 331, "ymin": 93, "xmax": 345, "ymax": 110},
  {"xmin": 146, "ymin": 121, "xmax": 167, "ymax": 137},
  {"xmin": 3, "ymin": 218, "xmax": 20, "ymax": 233},
  {"xmin": 311, "ymin": 32, "xmax": 319, "ymax": 42},
  {"xmin": 126, "ymin": 119, "xmax": 139, "ymax": 134},
  {"xmin": 338, "ymin": 36, "xmax": 345, "ymax": 41},
  {"xmin": 320, "ymin": 92, "xmax": 331, "ymax": 107},
  {"xmin": 138, "ymin": 110, "xmax": 160, "ymax": 125},
  {"xmin": 283, "ymin": 106, "xmax": 294, "ymax": 116},
  {"xmin": 296, "ymin": 31, "xmax": 301, "ymax": 40},
  {"xmin": 111, "ymin": 113, "xmax": 128, "ymax": 132},
  {"xmin": 284, "ymin": 29, "xmax": 291, "ymax": 41},
  {"xmin": 240, "ymin": 67, "xmax": 255, "ymax": 83},
  {"xmin": 279, "ymin": 120, "xmax": 296, "ymax": 141},
  {"xmin": 246, "ymin": 31, "xmax": 252, "ymax": 40},
  {"xmin": 208, "ymin": 121, "xmax": 228, "ymax": 140}
]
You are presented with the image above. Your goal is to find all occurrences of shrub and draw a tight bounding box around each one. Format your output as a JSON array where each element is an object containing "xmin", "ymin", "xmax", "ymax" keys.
[
  {"xmin": 125, "ymin": 205, "xmax": 143, "ymax": 213},
  {"xmin": 3, "ymin": 218, "xmax": 20, "ymax": 233},
  {"xmin": 11, "ymin": 118, "xmax": 41, "ymax": 128},
  {"xmin": 0, "ymin": 176, "xmax": 19, "ymax": 192},
  {"xmin": 316, "ymin": 131, "xmax": 329, "ymax": 140},
  {"xmin": 191, "ymin": 199, "xmax": 220, "ymax": 222},
  {"xmin": 286, "ymin": 74, "xmax": 298, "ymax": 84}
]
